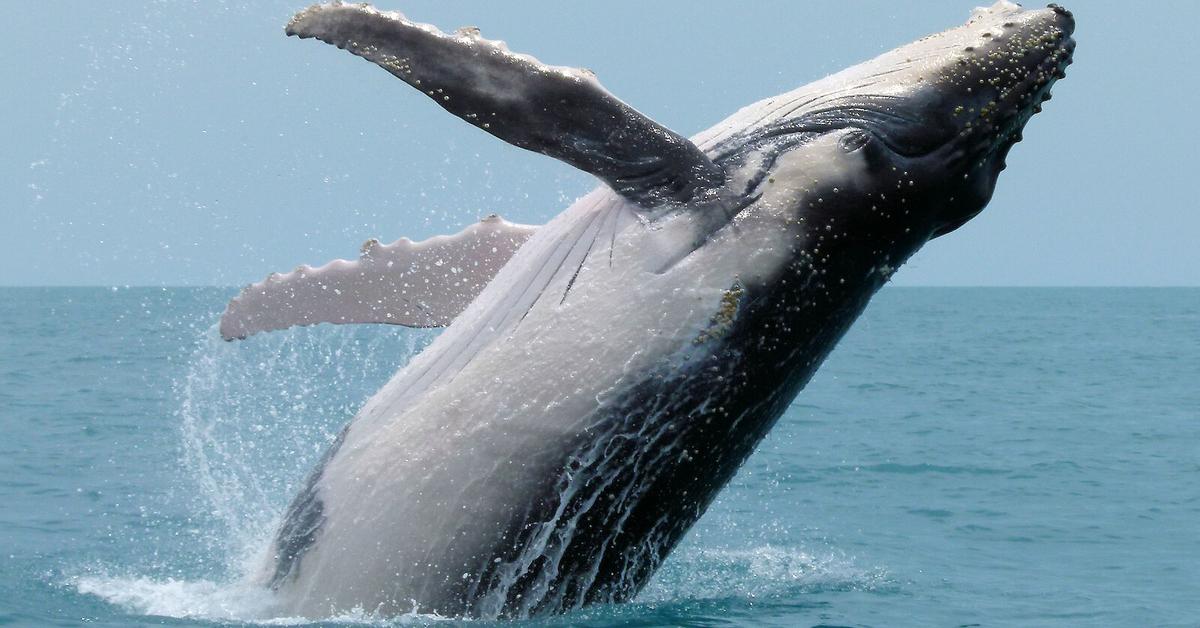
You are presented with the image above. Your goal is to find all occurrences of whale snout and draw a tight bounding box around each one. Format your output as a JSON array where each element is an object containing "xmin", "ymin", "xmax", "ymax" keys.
[
  {"xmin": 941, "ymin": 2, "xmax": 1075, "ymax": 162},
  {"xmin": 1049, "ymin": 4, "xmax": 1076, "ymax": 31},
  {"xmin": 917, "ymin": 2, "xmax": 1076, "ymax": 236},
  {"xmin": 1048, "ymin": 4, "xmax": 1077, "ymax": 64}
]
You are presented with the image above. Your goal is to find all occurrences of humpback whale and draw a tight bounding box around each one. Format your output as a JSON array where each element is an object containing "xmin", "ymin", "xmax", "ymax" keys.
[{"xmin": 221, "ymin": 1, "xmax": 1075, "ymax": 619}]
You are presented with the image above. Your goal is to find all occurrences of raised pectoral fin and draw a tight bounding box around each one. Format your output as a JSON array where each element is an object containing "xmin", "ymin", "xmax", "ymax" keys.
[
  {"xmin": 219, "ymin": 216, "xmax": 537, "ymax": 340},
  {"xmin": 286, "ymin": 3, "xmax": 724, "ymax": 208}
]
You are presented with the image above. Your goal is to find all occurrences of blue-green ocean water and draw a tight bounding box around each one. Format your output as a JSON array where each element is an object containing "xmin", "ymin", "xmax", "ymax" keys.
[{"xmin": 1, "ymin": 287, "xmax": 1197, "ymax": 627}]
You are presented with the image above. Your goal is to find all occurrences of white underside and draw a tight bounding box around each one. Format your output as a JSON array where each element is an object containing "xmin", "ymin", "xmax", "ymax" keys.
[{"xmin": 270, "ymin": 132, "xmax": 867, "ymax": 616}]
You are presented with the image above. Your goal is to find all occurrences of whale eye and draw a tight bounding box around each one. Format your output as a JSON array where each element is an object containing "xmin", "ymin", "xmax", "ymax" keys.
[{"xmin": 839, "ymin": 129, "xmax": 871, "ymax": 152}]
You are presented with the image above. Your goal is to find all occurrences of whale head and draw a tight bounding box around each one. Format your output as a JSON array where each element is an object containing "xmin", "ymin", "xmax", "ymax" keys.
[
  {"xmin": 719, "ymin": 2, "xmax": 1075, "ymax": 243},
  {"xmin": 900, "ymin": 2, "xmax": 1076, "ymax": 236},
  {"xmin": 842, "ymin": 2, "xmax": 1075, "ymax": 237}
]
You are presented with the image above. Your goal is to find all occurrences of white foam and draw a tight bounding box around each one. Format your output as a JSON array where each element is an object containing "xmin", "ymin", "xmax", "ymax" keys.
[
  {"xmin": 71, "ymin": 573, "xmax": 450, "ymax": 625},
  {"xmin": 71, "ymin": 545, "xmax": 884, "ymax": 623},
  {"xmin": 640, "ymin": 544, "xmax": 891, "ymax": 602},
  {"xmin": 74, "ymin": 575, "xmax": 274, "ymax": 622}
]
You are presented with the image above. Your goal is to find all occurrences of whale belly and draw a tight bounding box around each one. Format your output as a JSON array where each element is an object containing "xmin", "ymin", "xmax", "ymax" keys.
[{"xmin": 264, "ymin": 189, "xmax": 797, "ymax": 617}]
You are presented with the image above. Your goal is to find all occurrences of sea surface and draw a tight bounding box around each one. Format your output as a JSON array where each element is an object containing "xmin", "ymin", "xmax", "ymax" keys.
[{"xmin": 1, "ymin": 287, "xmax": 1197, "ymax": 627}]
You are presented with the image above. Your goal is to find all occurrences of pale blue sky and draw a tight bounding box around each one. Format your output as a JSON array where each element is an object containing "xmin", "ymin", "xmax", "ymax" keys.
[{"xmin": 3, "ymin": 2, "xmax": 1196, "ymax": 286}]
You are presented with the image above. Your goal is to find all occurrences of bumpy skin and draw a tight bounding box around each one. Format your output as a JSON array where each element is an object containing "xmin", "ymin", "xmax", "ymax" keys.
[{"xmin": 258, "ymin": 2, "xmax": 1074, "ymax": 619}]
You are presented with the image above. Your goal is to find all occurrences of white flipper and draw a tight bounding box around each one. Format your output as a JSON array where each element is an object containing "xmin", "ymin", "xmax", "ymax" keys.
[{"xmin": 220, "ymin": 216, "xmax": 538, "ymax": 340}]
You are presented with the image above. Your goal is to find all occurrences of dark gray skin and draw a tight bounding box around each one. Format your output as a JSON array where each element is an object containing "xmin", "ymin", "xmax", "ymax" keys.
[{"xmin": 256, "ymin": 2, "xmax": 1075, "ymax": 619}]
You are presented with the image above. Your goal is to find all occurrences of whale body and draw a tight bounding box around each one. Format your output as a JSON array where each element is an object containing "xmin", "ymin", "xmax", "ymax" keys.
[{"xmin": 220, "ymin": 1, "xmax": 1075, "ymax": 619}]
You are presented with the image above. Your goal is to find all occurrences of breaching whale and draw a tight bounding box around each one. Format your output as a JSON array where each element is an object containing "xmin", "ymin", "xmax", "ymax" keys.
[{"xmin": 220, "ymin": 1, "xmax": 1075, "ymax": 619}]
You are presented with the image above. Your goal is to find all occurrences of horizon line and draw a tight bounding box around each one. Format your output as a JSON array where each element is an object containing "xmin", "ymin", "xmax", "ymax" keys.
[{"xmin": 1, "ymin": 284, "xmax": 1197, "ymax": 290}]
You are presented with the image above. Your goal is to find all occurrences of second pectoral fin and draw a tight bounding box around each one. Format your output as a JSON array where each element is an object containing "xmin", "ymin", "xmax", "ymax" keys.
[{"xmin": 220, "ymin": 216, "xmax": 537, "ymax": 340}]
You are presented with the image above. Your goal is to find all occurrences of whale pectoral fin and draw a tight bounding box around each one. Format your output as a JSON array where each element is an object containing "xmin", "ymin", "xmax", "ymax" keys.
[
  {"xmin": 219, "ymin": 216, "xmax": 537, "ymax": 341},
  {"xmin": 286, "ymin": 4, "xmax": 725, "ymax": 209}
]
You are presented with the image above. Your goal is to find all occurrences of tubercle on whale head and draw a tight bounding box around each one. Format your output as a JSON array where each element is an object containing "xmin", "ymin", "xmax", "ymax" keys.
[
  {"xmin": 763, "ymin": 2, "xmax": 1075, "ymax": 242},
  {"xmin": 920, "ymin": 2, "xmax": 1076, "ymax": 237}
]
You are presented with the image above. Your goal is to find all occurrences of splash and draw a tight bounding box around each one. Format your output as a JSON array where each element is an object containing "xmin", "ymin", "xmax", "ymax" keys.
[
  {"xmin": 174, "ymin": 322, "xmax": 433, "ymax": 577},
  {"xmin": 71, "ymin": 319, "xmax": 886, "ymax": 623},
  {"xmin": 73, "ymin": 320, "xmax": 434, "ymax": 623},
  {"xmin": 73, "ymin": 574, "xmax": 278, "ymax": 623}
]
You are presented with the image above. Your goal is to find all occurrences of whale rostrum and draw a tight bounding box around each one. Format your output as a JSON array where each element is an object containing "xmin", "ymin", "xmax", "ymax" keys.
[{"xmin": 225, "ymin": 1, "xmax": 1075, "ymax": 619}]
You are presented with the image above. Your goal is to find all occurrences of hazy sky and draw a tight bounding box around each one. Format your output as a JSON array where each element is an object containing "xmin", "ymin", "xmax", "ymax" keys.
[{"xmin": 3, "ymin": 1, "xmax": 1197, "ymax": 286}]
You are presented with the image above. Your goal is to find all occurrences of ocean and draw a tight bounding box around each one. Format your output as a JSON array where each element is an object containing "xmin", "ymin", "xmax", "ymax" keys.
[{"xmin": 1, "ymin": 287, "xmax": 1196, "ymax": 627}]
